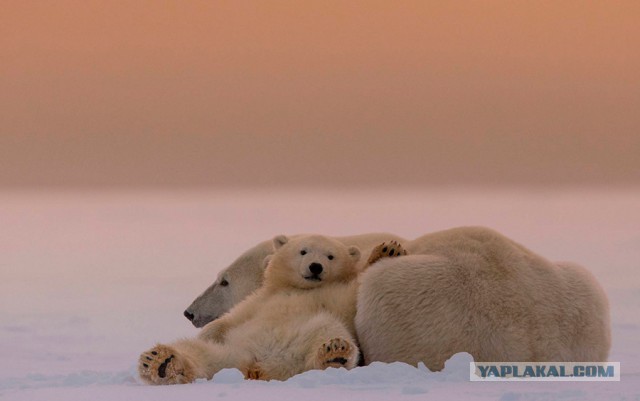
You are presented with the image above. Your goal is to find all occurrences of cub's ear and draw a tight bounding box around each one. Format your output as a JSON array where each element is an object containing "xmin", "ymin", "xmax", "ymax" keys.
[
  {"xmin": 347, "ymin": 246, "xmax": 361, "ymax": 262},
  {"xmin": 273, "ymin": 235, "xmax": 289, "ymax": 250},
  {"xmin": 262, "ymin": 255, "xmax": 273, "ymax": 269}
]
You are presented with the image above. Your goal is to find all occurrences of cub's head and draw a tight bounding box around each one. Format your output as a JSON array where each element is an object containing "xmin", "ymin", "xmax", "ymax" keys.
[{"xmin": 265, "ymin": 235, "xmax": 361, "ymax": 289}]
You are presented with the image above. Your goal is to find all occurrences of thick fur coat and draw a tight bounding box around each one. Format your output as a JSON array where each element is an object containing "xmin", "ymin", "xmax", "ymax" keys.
[
  {"xmin": 139, "ymin": 235, "xmax": 365, "ymax": 384},
  {"xmin": 356, "ymin": 227, "xmax": 611, "ymax": 370}
]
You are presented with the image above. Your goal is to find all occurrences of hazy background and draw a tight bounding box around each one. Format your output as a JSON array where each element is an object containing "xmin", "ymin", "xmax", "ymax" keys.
[{"xmin": 1, "ymin": 0, "xmax": 639, "ymax": 188}]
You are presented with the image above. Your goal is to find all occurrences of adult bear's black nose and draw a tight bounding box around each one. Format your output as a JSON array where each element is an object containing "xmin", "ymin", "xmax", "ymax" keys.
[
  {"xmin": 309, "ymin": 262, "xmax": 323, "ymax": 275},
  {"xmin": 184, "ymin": 310, "xmax": 195, "ymax": 321}
]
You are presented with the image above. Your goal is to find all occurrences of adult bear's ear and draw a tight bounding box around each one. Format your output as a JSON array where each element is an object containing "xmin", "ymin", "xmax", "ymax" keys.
[
  {"xmin": 347, "ymin": 246, "xmax": 361, "ymax": 262},
  {"xmin": 262, "ymin": 255, "xmax": 272, "ymax": 269},
  {"xmin": 273, "ymin": 235, "xmax": 289, "ymax": 250}
]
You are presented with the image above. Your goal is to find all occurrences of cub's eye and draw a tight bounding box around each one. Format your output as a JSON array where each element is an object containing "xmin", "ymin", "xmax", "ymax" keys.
[
  {"xmin": 327, "ymin": 255, "xmax": 334, "ymax": 260},
  {"xmin": 220, "ymin": 279, "xmax": 229, "ymax": 287},
  {"xmin": 300, "ymin": 250, "xmax": 307, "ymax": 255}
]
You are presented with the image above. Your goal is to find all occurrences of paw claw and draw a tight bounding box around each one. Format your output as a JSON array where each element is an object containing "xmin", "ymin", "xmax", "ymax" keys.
[
  {"xmin": 367, "ymin": 240, "xmax": 408, "ymax": 265},
  {"xmin": 138, "ymin": 345, "xmax": 194, "ymax": 385},
  {"xmin": 318, "ymin": 338, "xmax": 356, "ymax": 369},
  {"xmin": 244, "ymin": 363, "xmax": 270, "ymax": 381}
]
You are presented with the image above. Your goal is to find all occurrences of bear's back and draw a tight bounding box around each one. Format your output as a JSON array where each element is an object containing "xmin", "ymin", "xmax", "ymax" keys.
[{"xmin": 357, "ymin": 226, "xmax": 610, "ymax": 367}]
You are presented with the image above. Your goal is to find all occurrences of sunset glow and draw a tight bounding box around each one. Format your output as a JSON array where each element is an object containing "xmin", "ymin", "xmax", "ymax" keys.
[{"xmin": 1, "ymin": 1, "xmax": 638, "ymax": 187}]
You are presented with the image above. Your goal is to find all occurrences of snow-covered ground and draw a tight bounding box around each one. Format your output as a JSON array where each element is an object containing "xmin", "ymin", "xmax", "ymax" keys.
[{"xmin": 1, "ymin": 188, "xmax": 639, "ymax": 400}]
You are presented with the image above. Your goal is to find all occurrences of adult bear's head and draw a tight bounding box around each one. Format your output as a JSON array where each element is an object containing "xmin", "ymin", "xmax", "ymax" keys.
[{"xmin": 183, "ymin": 240, "xmax": 273, "ymax": 328}]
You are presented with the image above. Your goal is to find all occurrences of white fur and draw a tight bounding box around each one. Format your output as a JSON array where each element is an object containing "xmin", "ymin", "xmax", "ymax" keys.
[
  {"xmin": 174, "ymin": 227, "xmax": 610, "ymax": 376},
  {"xmin": 356, "ymin": 226, "xmax": 611, "ymax": 370},
  {"xmin": 142, "ymin": 235, "xmax": 366, "ymax": 383}
]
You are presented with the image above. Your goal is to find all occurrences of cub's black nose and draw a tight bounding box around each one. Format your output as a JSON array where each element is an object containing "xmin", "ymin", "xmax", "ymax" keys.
[
  {"xmin": 184, "ymin": 310, "xmax": 195, "ymax": 321},
  {"xmin": 309, "ymin": 262, "xmax": 323, "ymax": 275}
]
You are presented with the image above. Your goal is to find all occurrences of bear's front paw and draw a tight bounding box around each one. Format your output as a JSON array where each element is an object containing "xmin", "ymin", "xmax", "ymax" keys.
[
  {"xmin": 138, "ymin": 344, "xmax": 194, "ymax": 385},
  {"xmin": 317, "ymin": 338, "xmax": 357, "ymax": 370},
  {"xmin": 367, "ymin": 240, "xmax": 408, "ymax": 265}
]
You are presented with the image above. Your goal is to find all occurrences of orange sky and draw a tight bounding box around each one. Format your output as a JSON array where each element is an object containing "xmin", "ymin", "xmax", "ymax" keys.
[{"xmin": 1, "ymin": 1, "xmax": 639, "ymax": 187}]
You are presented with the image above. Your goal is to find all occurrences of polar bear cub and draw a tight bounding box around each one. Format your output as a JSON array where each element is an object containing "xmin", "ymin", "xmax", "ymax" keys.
[{"xmin": 139, "ymin": 234, "xmax": 387, "ymax": 384}]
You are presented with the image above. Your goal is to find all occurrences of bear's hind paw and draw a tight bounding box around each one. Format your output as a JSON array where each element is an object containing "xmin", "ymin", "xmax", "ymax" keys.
[{"xmin": 317, "ymin": 338, "xmax": 357, "ymax": 370}]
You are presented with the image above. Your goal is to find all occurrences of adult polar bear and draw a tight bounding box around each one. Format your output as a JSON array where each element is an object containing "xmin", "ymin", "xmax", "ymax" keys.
[{"xmin": 185, "ymin": 227, "xmax": 610, "ymax": 369}]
